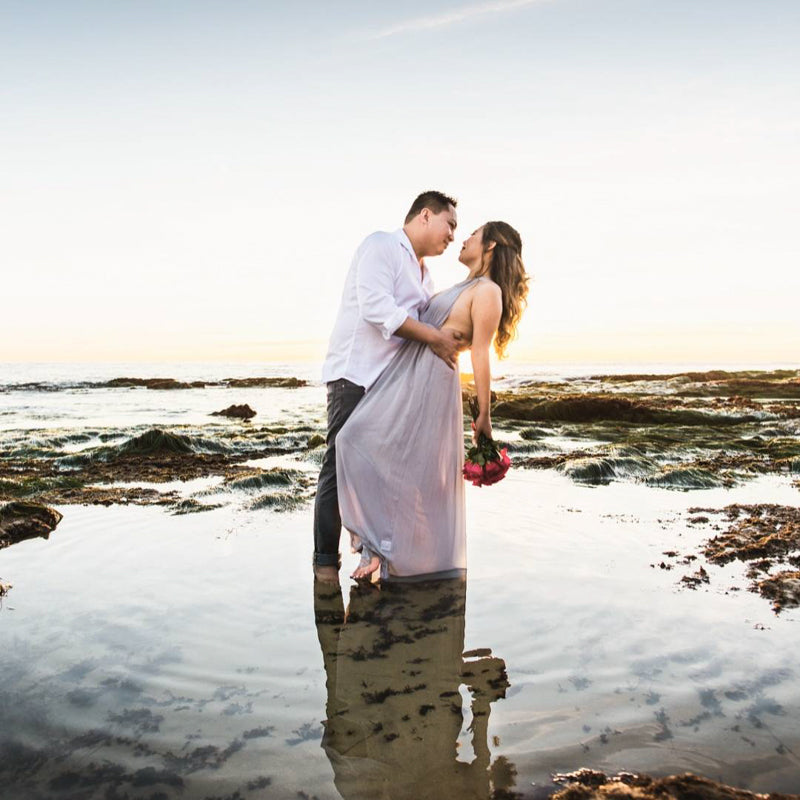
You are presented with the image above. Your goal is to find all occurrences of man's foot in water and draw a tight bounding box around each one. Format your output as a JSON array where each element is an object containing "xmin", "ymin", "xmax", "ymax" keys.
[{"xmin": 314, "ymin": 565, "xmax": 340, "ymax": 583}]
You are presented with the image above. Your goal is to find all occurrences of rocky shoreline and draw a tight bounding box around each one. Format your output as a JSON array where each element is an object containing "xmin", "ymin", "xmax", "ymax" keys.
[
  {"xmin": 1, "ymin": 369, "xmax": 797, "ymax": 509},
  {"xmin": 2, "ymin": 367, "xmax": 797, "ymax": 518},
  {"xmin": 492, "ymin": 368, "xmax": 800, "ymax": 491},
  {"xmin": 1, "ymin": 368, "xmax": 798, "ymax": 614},
  {"xmin": 0, "ymin": 376, "xmax": 308, "ymax": 392}
]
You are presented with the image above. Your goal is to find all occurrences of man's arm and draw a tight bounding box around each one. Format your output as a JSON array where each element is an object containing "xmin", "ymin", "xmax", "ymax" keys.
[
  {"xmin": 394, "ymin": 317, "xmax": 462, "ymax": 369},
  {"xmin": 355, "ymin": 235, "xmax": 461, "ymax": 369}
]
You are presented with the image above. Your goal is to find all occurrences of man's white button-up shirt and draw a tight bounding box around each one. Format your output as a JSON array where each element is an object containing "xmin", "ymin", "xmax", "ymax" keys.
[{"xmin": 321, "ymin": 228, "xmax": 433, "ymax": 391}]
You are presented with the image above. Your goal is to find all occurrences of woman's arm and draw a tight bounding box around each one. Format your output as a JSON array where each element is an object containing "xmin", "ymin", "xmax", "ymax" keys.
[{"xmin": 469, "ymin": 282, "xmax": 503, "ymax": 442}]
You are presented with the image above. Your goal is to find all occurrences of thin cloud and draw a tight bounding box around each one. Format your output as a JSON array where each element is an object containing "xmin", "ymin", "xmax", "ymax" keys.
[{"xmin": 362, "ymin": 0, "xmax": 549, "ymax": 40}]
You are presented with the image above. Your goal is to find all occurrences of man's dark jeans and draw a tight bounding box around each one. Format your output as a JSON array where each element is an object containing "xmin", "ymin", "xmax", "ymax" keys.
[{"xmin": 313, "ymin": 378, "xmax": 365, "ymax": 567}]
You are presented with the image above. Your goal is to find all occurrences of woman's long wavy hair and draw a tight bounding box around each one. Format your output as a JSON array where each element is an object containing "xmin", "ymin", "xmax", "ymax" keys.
[{"xmin": 480, "ymin": 221, "xmax": 529, "ymax": 358}]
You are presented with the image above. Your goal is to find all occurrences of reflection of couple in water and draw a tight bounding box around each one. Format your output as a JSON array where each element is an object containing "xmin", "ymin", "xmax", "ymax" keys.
[
  {"xmin": 314, "ymin": 578, "xmax": 517, "ymax": 800},
  {"xmin": 313, "ymin": 190, "xmax": 528, "ymax": 583},
  {"xmin": 310, "ymin": 191, "xmax": 526, "ymax": 796}
]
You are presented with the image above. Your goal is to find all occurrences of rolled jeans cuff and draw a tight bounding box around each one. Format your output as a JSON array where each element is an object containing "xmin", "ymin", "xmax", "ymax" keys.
[{"xmin": 313, "ymin": 551, "xmax": 342, "ymax": 568}]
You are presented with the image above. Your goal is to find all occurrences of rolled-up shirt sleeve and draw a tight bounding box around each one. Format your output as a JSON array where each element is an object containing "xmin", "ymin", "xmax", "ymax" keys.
[{"xmin": 355, "ymin": 236, "xmax": 409, "ymax": 340}]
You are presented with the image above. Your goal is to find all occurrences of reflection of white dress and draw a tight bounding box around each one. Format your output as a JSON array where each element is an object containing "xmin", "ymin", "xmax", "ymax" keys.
[{"xmin": 336, "ymin": 279, "xmax": 479, "ymax": 580}]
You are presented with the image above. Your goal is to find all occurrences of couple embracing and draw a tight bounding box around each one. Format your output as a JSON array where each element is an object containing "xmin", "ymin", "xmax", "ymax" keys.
[{"xmin": 313, "ymin": 191, "xmax": 528, "ymax": 583}]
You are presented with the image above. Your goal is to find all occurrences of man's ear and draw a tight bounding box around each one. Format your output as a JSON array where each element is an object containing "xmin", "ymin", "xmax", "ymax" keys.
[{"xmin": 419, "ymin": 208, "xmax": 430, "ymax": 225}]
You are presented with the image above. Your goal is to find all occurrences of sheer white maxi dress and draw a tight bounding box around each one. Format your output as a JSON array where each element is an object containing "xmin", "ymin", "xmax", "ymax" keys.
[{"xmin": 336, "ymin": 278, "xmax": 478, "ymax": 581}]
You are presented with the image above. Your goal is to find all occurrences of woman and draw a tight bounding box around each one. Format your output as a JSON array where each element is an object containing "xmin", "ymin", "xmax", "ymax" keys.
[{"xmin": 336, "ymin": 221, "xmax": 529, "ymax": 581}]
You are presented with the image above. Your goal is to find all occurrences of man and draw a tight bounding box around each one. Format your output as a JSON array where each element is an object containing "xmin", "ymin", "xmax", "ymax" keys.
[{"xmin": 314, "ymin": 190, "xmax": 461, "ymax": 581}]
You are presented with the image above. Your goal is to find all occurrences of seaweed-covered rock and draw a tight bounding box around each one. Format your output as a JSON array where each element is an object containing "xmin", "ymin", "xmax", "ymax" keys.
[
  {"xmin": 211, "ymin": 404, "xmax": 257, "ymax": 420},
  {"xmin": 117, "ymin": 429, "xmax": 195, "ymax": 455},
  {"xmin": 558, "ymin": 451, "xmax": 656, "ymax": 485},
  {"xmin": 494, "ymin": 395, "xmax": 657, "ymax": 423},
  {"xmin": 551, "ymin": 768, "xmax": 799, "ymax": 799},
  {"xmin": 225, "ymin": 377, "xmax": 306, "ymax": 388},
  {"xmin": 249, "ymin": 492, "xmax": 302, "ymax": 512},
  {"xmin": 307, "ymin": 434, "xmax": 325, "ymax": 449},
  {"xmin": 104, "ymin": 377, "xmax": 205, "ymax": 390},
  {"xmin": 226, "ymin": 468, "xmax": 300, "ymax": 491},
  {"xmin": 169, "ymin": 498, "xmax": 224, "ymax": 516},
  {"xmin": 494, "ymin": 395, "xmax": 757, "ymax": 426},
  {"xmin": 0, "ymin": 501, "xmax": 63, "ymax": 550},
  {"xmin": 646, "ymin": 467, "xmax": 727, "ymax": 490},
  {"xmin": 757, "ymin": 571, "xmax": 800, "ymax": 613},
  {"xmin": 675, "ymin": 504, "xmax": 800, "ymax": 613}
]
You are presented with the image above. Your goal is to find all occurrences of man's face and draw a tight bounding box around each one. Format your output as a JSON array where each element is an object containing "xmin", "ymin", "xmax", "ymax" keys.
[{"xmin": 424, "ymin": 205, "xmax": 457, "ymax": 257}]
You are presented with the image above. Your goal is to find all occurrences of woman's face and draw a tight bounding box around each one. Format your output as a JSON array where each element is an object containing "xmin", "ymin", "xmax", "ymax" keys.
[{"xmin": 458, "ymin": 226, "xmax": 485, "ymax": 266}]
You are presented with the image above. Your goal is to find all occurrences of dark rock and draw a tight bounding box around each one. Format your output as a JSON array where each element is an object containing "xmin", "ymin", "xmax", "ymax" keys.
[
  {"xmin": 117, "ymin": 428, "xmax": 195, "ymax": 455},
  {"xmin": 0, "ymin": 500, "xmax": 63, "ymax": 550},
  {"xmin": 225, "ymin": 377, "xmax": 306, "ymax": 388},
  {"xmin": 211, "ymin": 404, "xmax": 257, "ymax": 420},
  {"xmin": 104, "ymin": 377, "xmax": 204, "ymax": 390}
]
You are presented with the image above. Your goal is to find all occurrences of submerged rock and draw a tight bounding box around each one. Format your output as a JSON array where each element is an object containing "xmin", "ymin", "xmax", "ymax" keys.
[
  {"xmin": 701, "ymin": 504, "xmax": 800, "ymax": 566},
  {"xmin": 0, "ymin": 501, "xmax": 63, "ymax": 550},
  {"xmin": 757, "ymin": 571, "xmax": 800, "ymax": 613},
  {"xmin": 211, "ymin": 404, "xmax": 257, "ymax": 420},
  {"xmin": 675, "ymin": 504, "xmax": 800, "ymax": 612}
]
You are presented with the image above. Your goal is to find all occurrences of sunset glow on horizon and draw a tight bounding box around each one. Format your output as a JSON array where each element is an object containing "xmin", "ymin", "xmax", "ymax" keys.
[{"xmin": 3, "ymin": 1, "xmax": 799, "ymax": 366}]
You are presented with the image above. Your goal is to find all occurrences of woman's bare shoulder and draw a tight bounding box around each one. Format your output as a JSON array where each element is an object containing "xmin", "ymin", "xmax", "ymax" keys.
[{"xmin": 473, "ymin": 278, "xmax": 502, "ymax": 300}]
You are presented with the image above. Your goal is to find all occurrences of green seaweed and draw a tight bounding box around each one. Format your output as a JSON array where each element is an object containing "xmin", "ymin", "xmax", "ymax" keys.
[
  {"xmin": 117, "ymin": 429, "xmax": 195, "ymax": 456},
  {"xmin": 249, "ymin": 492, "xmax": 303, "ymax": 512},
  {"xmin": 226, "ymin": 469, "xmax": 302, "ymax": 492},
  {"xmin": 645, "ymin": 467, "xmax": 729, "ymax": 490},
  {"xmin": 493, "ymin": 395, "xmax": 759, "ymax": 426},
  {"xmin": 170, "ymin": 499, "xmax": 224, "ymax": 515},
  {"xmin": 0, "ymin": 475, "xmax": 84, "ymax": 500},
  {"xmin": 557, "ymin": 452, "xmax": 657, "ymax": 485}
]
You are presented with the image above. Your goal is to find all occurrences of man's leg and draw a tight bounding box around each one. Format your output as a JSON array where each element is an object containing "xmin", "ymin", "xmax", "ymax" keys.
[{"xmin": 313, "ymin": 378, "xmax": 365, "ymax": 574}]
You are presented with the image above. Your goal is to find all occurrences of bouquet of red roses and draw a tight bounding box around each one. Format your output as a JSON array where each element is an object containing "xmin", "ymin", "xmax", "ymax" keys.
[{"xmin": 463, "ymin": 396, "xmax": 511, "ymax": 487}]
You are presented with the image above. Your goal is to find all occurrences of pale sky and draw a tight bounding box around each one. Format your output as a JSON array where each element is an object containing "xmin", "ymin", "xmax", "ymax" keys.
[{"xmin": 3, "ymin": 0, "xmax": 799, "ymax": 364}]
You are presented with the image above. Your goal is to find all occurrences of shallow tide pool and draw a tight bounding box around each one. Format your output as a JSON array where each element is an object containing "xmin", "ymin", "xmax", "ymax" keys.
[{"xmin": 2, "ymin": 470, "xmax": 800, "ymax": 799}]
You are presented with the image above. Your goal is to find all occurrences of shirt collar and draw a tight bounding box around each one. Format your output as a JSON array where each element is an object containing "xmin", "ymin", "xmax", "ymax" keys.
[{"xmin": 393, "ymin": 228, "xmax": 430, "ymax": 280}]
